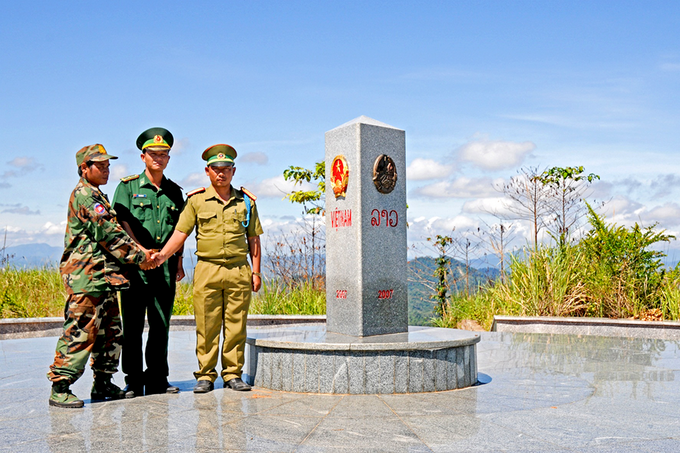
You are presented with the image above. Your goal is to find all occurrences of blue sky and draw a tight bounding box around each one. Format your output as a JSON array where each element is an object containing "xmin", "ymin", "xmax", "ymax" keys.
[{"xmin": 2, "ymin": 1, "xmax": 680, "ymax": 256}]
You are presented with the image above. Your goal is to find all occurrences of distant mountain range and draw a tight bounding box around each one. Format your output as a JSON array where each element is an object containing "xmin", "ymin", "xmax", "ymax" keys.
[{"xmin": 1, "ymin": 243, "xmax": 62, "ymax": 268}]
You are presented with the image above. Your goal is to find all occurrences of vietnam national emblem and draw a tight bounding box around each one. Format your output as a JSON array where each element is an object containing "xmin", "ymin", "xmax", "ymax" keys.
[{"xmin": 331, "ymin": 155, "xmax": 349, "ymax": 198}]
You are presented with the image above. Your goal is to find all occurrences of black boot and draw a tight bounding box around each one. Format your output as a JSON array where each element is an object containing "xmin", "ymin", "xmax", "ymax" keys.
[{"xmin": 91, "ymin": 374, "xmax": 125, "ymax": 401}]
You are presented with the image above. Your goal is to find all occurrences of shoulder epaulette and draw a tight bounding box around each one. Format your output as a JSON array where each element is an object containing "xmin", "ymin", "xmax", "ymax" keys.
[
  {"xmin": 120, "ymin": 174, "xmax": 140, "ymax": 183},
  {"xmin": 241, "ymin": 186, "xmax": 257, "ymax": 201},
  {"xmin": 187, "ymin": 187, "xmax": 206, "ymax": 197}
]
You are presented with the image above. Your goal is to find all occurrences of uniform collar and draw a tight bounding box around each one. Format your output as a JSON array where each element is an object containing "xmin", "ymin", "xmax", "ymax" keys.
[
  {"xmin": 205, "ymin": 185, "xmax": 241, "ymax": 203},
  {"xmin": 139, "ymin": 171, "xmax": 166, "ymax": 189}
]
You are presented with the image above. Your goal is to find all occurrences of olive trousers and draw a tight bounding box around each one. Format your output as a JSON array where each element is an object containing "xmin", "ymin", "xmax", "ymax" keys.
[{"xmin": 192, "ymin": 259, "xmax": 252, "ymax": 383}]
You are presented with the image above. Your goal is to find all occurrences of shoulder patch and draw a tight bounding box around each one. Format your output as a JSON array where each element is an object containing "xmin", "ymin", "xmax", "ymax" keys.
[
  {"xmin": 241, "ymin": 186, "xmax": 257, "ymax": 201},
  {"xmin": 187, "ymin": 187, "xmax": 206, "ymax": 198},
  {"xmin": 120, "ymin": 174, "xmax": 140, "ymax": 182}
]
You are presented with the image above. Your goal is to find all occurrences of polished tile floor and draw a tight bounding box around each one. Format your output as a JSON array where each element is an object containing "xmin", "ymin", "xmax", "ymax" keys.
[{"xmin": 1, "ymin": 330, "xmax": 679, "ymax": 452}]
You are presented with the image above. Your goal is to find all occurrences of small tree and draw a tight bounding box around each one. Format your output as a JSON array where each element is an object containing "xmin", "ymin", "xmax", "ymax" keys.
[
  {"xmin": 500, "ymin": 166, "xmax": 551, "ymax": 249},
  {"xmin": 474, "ymin": 218, "xmax": 516, "ymax": 283},
  {"xmin": 538, "ymin": 166, "xmax": 599, "ymax": 247},
  {"xmin": 282, "ymin": 161, "xmax": 325, "ymax": 214},
  {"xmin": 280, "ymin": 161, "xmax": 326, "ymax": 287},
  {"xmin": 427, "ymin": 234, "xmax": 454, "ymax": 318}
]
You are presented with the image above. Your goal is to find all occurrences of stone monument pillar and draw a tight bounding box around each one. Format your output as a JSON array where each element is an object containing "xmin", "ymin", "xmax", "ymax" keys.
[
  {"xmin": 325, "ymin": 116, "xmax": 408, "ymax": 337},
  {"xmin": 244, "ymin": 116, "xmax": 480, "ymax": 394}
]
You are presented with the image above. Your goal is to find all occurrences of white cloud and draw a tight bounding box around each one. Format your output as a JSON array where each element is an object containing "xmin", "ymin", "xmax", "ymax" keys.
[
  {"xmin": 411, "ymin": 177, "xmax": 501, "ymax": 199},
  {"xmin": 179, "ymin": 172, "xmax": 209, "ymax": 189},
  {"xmin": 8, "ymin": 157, "xmax": 37, "ymax": 168},
  {"xmin": 457, "ymin": 139, "xmax": 535, "ymax": 171},
  {"xmin": 406, "ymin": 158, "xmax": 455, "ymax": 181},
  {"xmin": 408, "ymin": 215, "xmax": 479, "ymax": 236},
  {"xmin": 2, "ymin": 221, "xmax": 67, "ymax": 247},
  {"xmin": 110, "ymin": 164, "xmax": 129, "ymax": 181},
  {"xmin": 171, "ymin": 137, "xmax": 190, "ymax": 155},
  {"xmin": 245, "ymin": 175, "xmax": 313, "ymax": 199},
  {"xmin": 0, "ymin": 204, "xmax": 40, "ymax": 215},
  {"xmin": 462, "ymin": 197, "xmax": 515, "ymax": 217},
  {"xmin": 641, "ymin": 203, "xmax": 680, "ymax": 225},
  {"xmin": 660, "ymin": 63, "xmax": 680, "ymax": 72},
  {"xmin": 240, "ymin": 152, "xmax": 269, "ymax": 165}
]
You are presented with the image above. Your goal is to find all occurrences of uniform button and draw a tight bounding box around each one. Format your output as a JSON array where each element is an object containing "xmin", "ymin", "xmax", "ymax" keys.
[
  {"xmin": 157, "ymin": 205, "xmax": 160, "ymax": 208},
  {"xmin": 157, "ymin": 236, "xmax": 161, "ymax": 240},
  {"xmin": 157, "ymin": 220, "xmax": 160, "ymax": 223}
]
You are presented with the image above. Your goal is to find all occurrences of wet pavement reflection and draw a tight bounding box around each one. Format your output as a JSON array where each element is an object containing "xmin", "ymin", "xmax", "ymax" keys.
[{"xmin": 1, "ymin": 331, "xmax": 679, "ymax": 451}]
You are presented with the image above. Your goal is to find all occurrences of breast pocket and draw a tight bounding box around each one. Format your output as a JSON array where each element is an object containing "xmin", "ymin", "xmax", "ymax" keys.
[
  {"xmin": 225, "ymin": 209, "xmax": 247, "ymax": 234},
  {"xmin": 197, "ymin": 211, "xmax": 219, "ymax": 233},
  {"xmin": 131, "ymin": 198, "xmax": 152, "ymax": 219}
]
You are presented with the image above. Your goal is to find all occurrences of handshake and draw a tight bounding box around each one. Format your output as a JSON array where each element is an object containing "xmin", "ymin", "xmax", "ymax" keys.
[{"xmin": 140, "ymin": 249, "xmax": 168, "ymax": 271}]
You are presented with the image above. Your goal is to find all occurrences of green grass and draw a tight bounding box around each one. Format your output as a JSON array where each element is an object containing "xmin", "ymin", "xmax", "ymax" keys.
[
  {"xmin": 172, "ymin": 280, "xmax": 326, "ymax": 316},
  {"xmin": 0, "ymin": 266, "xmax": 66, "ymax": 318}
]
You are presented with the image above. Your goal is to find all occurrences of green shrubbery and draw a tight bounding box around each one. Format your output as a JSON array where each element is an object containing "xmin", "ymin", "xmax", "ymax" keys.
[{"xmin": 435, "ymin": 206, "xmax": 680, "ymax": 330}]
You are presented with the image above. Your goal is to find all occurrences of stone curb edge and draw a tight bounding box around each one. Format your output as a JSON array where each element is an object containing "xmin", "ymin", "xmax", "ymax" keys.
[
  {"xmin": 0, "ymin": 315, "xmax": 326, "ymax": 340},
  {"xmin": 492, "ymin": 315, "xmax": 680, "ymax": 340}
]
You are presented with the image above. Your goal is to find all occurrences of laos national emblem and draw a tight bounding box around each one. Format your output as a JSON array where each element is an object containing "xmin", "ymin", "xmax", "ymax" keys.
[
  {"xmin": 373, "ymin": 154, "xmax": 397, "ymax": 194},
  {"xmin": 331, "ymin": 155, "xmax": 349, "ymax": 198}
]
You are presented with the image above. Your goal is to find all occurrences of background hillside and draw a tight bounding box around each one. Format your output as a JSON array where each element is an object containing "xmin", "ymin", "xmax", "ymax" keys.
[{"xmin": 407, "ymin": 256, "xmax": 499, "ymax": 325}]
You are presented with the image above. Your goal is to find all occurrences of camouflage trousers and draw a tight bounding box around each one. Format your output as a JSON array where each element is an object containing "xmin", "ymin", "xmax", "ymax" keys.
[{"xmin": 47, "ymin": 291, "xmax": 123, "ymax": 383}]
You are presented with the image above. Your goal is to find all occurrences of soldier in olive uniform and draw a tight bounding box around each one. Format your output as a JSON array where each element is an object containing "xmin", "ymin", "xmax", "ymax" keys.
[
  {"xmin": 153, "ymin": 144, "xmax": 263, "ymax": 393},
  {"xmin": 48, "ymin": 144, "xmax": 153, "ymax": 408},
  {"xmin": 112, "ymin": 127, "xmax": 185, "ymax": 397}
]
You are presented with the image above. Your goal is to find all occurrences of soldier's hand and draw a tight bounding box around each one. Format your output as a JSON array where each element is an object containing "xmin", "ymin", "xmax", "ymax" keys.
[
  {"xmin": 176, "ymin": 262, "xmax": 185, "ymax": 282},
  {"xmin": 153, "ymin": 251, "xmax": 168, "ymax": 267},
  {"xmin": 252, "ymin": 273, "xmax": 261, "ymax": 292},
  {"xmin": 140, "ymin": 248, "xmax": 157, "ymax": 270}
]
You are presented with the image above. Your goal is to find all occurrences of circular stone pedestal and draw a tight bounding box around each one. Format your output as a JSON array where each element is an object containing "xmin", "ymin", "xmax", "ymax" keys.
[{"xmin": 243, "ymin": 325, "xmax": 480, "ymax": 394}]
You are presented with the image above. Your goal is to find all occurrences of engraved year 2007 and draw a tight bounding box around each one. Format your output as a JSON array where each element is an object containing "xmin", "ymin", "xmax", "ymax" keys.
[{"xmin": 377, "ymin": 290, "xmax": 394, "ymax": 300}]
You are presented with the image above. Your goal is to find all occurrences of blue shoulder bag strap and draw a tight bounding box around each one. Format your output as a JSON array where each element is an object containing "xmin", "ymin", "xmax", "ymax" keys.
[{"xmin": 241, "ymin": 191, "xmax": 251, "ymax": 228}]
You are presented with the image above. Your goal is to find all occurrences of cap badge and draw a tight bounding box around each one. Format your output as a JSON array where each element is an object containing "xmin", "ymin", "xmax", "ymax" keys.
[
  {"xmin": 154, "ymin": 135, "xmax": 163, "ymax": 143},
  {"xmin": 217, "ymin": 153, "xmax": 225, "ymax": 159}
]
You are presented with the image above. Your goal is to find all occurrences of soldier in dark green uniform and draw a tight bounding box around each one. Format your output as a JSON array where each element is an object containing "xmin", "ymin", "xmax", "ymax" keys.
[
  {"xmin": 48, "ymin": 144, "xmax": 154, "ymax": 408},
  {"xmin": 112, "ymin": 127, "xmax": 185, "ymax": 397},
  {"xmin": 153, "ymin": 144, "xmax": 263, "ymax": 393}
]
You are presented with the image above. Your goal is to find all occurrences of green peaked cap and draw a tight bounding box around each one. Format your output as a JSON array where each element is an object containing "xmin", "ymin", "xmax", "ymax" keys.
[
  {"xmin": 136, "ymin": 127, "xmax": 174, "ymax": 151},
  {"xmin": 202, "ymin": 144, "xmax": 237, "ymax": 166}
]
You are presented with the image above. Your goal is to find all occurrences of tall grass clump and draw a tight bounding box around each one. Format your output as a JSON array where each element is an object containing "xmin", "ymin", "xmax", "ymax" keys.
[
  {"xmin": 251, "ymin": 279, "xmax": 326, "ymax": 315},
  {"xmin": 436, "ymin": 203, "xmax": 679, "ymax": 329},
  {"xmin": 169, "ymin": 279, "xmax": 326, "ymax": 316},
  {"xmin": 172, "ymin": 281, "xmax": 195, "ymax": 315},
  {"xmin": 0, "ymin": 266, "xmax": 66, "ymax": 318}
]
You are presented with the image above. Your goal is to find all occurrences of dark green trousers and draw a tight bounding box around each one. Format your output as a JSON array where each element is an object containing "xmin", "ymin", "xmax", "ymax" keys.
[{"xmin": 120, "ymin": 264, "xmax": 176, "ymax": 386}]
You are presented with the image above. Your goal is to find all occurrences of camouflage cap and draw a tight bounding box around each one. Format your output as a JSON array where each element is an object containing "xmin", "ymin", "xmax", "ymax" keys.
[
  {"xmin": 202, "ymin": 144, "xmax": 237, "ymax": 167},
  {"xmin": 136, "ymin": 127, "xmax": 174, "ymax": 151},
  {"xmin": 76, "ymin": 144, "xmax": 118, "ymax": 166}
]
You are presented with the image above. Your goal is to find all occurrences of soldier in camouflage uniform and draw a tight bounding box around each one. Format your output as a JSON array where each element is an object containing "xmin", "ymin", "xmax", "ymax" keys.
[{"xmin": 47, "ymin": 144, "xmax": 153, "ymax": 408}]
